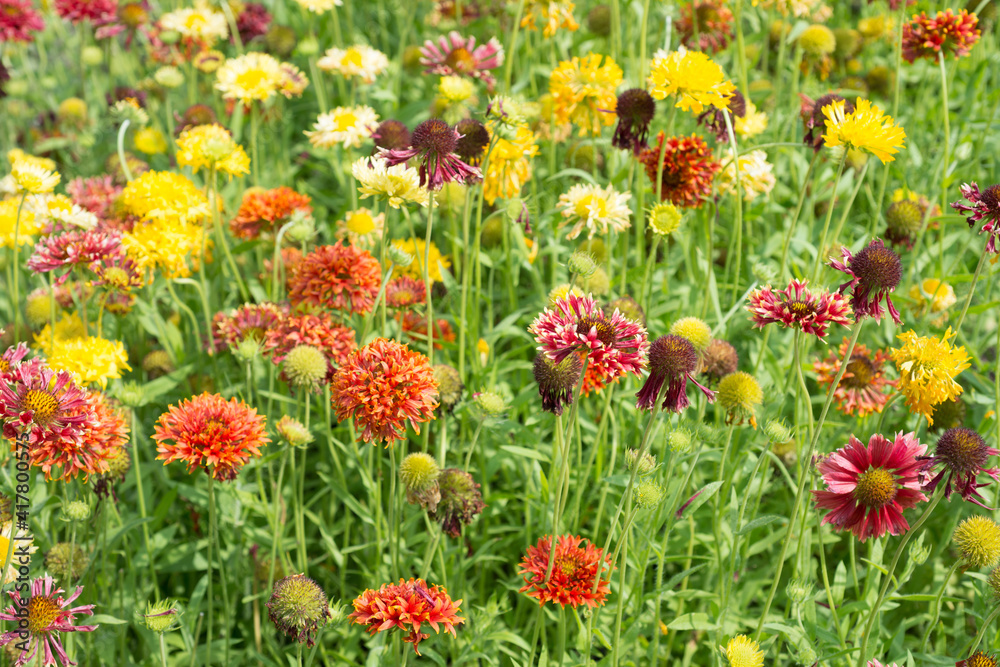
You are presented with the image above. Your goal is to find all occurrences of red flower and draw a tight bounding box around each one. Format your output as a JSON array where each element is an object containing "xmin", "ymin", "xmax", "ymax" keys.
[
  {"xmin": 385, "ymin": 276, "xmax": 426, "ymax": 309},
  {"xmin": 676, "ymin": 0, "xmax": 733, "ymax": 54},
  {"xmin": 829, "ymin": 238, "xmax": 903, "ymax": 324},
  {"xmin": 212, "ymin": 302, "xmax": 286, "ymax": 353},
  {"xmin": 518, "ymin": 535, "xmax": 612, "ymax": 608},
  {"xmin": 814, "ymin": 339, "xmax": 896, "ymax": 417},
  {"xmin": 636, "ymin": 335, "xmax": 714, "ymax": 413},
  {"xmin": 235, "ymin": 2, "xmax": 270, "ymax": 45},
  {"xmin": 154, "ymin": 393, "xmax": 269, "ymax": 481},
  {"xmin": 54, "ymin": 0, "xmax": 117, "ymax": 25},
  {"xmin": 30, "ymin": 390, "xmax": 128, "ymax": 482},
  {"xmin": 27, "ymin": 228, "xmax": 125, "ymax": 284},
  {"xmin": 330, "ymin": 338, "xmax": 438, "ymax": 445},
  {"xmin": 288, "ymin": 243, "xmax": 382, "ymax": 315},
  {"xmin": 812, "ymin": 432, "xmax": 927, "ymax": 541},
  {"xmin": 0, "ymin": 0, "xmax": 45, "ymax": 43},
  {"xmin": 746, "ymin": 279, "xmax": 853, "ymax": 339},
  {"xmin": 0, "ymin": 575, "xmax": 97, "ymax": 666},
  {"xmin": 529, "ymin": 292, "xmax": 649, "ymax": 384},
  {"xmin": 378, "ymin": 119, "xmax": 482, "ymax": 190},
  {"xmin": 0, "ymin": 342, "xmax": 31, "ymax": 381},
  {"xmin": 902, "ymin": 9, "xmax": 980, "ymax": 64},
  {"xmin": 262, "ymin": 311, "xmax": 356, "ymax": 369},
  {"xmin": 419, "ymin": 31, "xmax": 504, "ymax": 88},
  {"xmin": 637, "ymin": 133, "xmax": 720, "ymax": 208},
  {"xmin": 952, "ymin": 182, "xmax": 1000, "ymax": 255},
  {"xmin": 919, "ymin": 427, "xmax": 999, "ymax": 508},
  {"xmin": 349, "ymin": 578, "xmax": 464, "ymax": 655},
  {"xmin": 230, "ymin": 186, "xmax": 312, "ymax": 240},
  {"xmin": 0, "ymin": 363, "xmax": 89, "ymax": 443}
]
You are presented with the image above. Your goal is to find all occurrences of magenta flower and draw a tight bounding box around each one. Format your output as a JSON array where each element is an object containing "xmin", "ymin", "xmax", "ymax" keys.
[
  {"xmin": 54, "ymin": 0, "xmax": 117, "ymax": 26},
  {"xmin": 377, "ymin": 119, "xmax": 482, "ymax": 190},
  {"xmin": 529, "ymin": 292, "xmax": 649, "ymax": 384},
  {"xmin": 635, "ymin": 335, "xmax": 714, "ymax": 413},
  {"xmin": 66, "ymin": 175, "xmax": 123, "ymax": 224},
  {"xmin": 27, "ymin": 228, "xmax": 125, "ymax": 284},
  {"xmin": 0, "ymin": 575, "xmax": 98, "ymax": 666},
  {"xmin": 0, "ymin": 0, "xmax": 45, "ymax": 43},
  {"xmin": 812, "ymin": 432, "xmax": 927, "ymax": 541},
  {"xmin": 91, "ymin": 254, "xmax": 144, "ymax": 293},
  {"xmin": 919, "ymin": 427, "xmax": 999, "ymax": 509},
  {"xmin": 0, "ymin": 343, "xmax": 32, "ymax": 381},
  {"xmin": 0, "ymin": 363, "xmax": 90, "ymax": 443},
  {"xmin": 746, "ymin": 279, "xmax": 853, "ymax": 339},
  {"xmin": 952, "ymin": 182, "xmax": 1000, "ymax": 255},
  {"xmin": 419, "ymin": 31, "xmax": 504, "ymax": 88},
  {"xmin": 829, "ymin": 238, "xmax": 903, "ymax": 324}
]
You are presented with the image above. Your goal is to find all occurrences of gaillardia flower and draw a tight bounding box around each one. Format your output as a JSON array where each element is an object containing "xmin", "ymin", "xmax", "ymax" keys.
[
  {"xmin": 430, "ymin": 468, "xmax": 485, "ymax": 537},
  {"xmin": 533, "ymin": 352, "xmax": 582, "ymax": 415},
  {"xmin": 830, "ymin": 238, "xmax": 902, "ymax": 324},
  {"xmin": 419, "ymin": 31, "xmax": 504, "ymax": 87},
  {"xmin": 0, "ymin": 363, "xmax": 89, "ymax": 442},
  {"xmin": 349, "ymin": 579, "xmax": 464, "ymax": 655},
  {"xmin": 677, "ymin": 0, "xmax": 734, "ymax": 54},
  {"xmin": 548, "ymin": 53, "xmax": 623, "ymax": 136},
  {"xmin": 891, "ymin": 328, "xmax": 969, "ymax": 425},
  {"xmin": 153, "ymin": 393, "xmax": 269, "ymax": 481},
  {"xmin": 956, "ymin": 653, "xmax": 999, "ymax": 667},
  {"xmin": 611, "ymin": 88, "xmax": 656, "ymax": 153},
  {"xmin": 267, "ymin": 575, "xmax": 330, "ymax": 646},
  {"xmin": 646, "ymin": 47, "xmax": 735, "ymax": 113},
  {"xmin": 716, "ymin": 371, "xmax": 763, "ymax": 428},
  {"xmin": 556, "ymin": 183, "xmax": 632, "ymax": 240},
  {"xmin": 175, "ymin": 124, "xmax": 250, "ymax": 178},
  {"xmin": 0, "ymin": 575, "xmax": 98, "ymax": 666},
  {"xmin": 378, "ymin": 119, "xmax": 482, "ymax": 190},
  {"xmin": 952, "ymin": 182, "xmax": 1000, "ymax": 254},
  {"xmin": 330, "ymin": 338, "xmax": 438, "ymax": 445},
  {"xmin": 725, "ymin": 635, "xmax": 764, "ymax": 667},
  {"xmin": 317, "ymin": 44, "xmax": 390, "ymax": 84},
  {"xmin": 919, "ymin": 427, "xmax": 999, "ymax": 507},
  {"xmin": 813, "ymin": 432, "xmax": 927, "ymax": 541},
  {"xmin": 305, "ymin": 106, "xmax": 379, "ymax": 150},
  {"xmin": 799, "ymin": 94, "xmax": 853, "ymax": 151},
  {"xmin": 287, "ymin": 243, "xmax": 381, "ymax": 315},
  {"xmin": 636, "ymin": 335, "xmax": 715, "ymax": 413},
  {"xmin": 519, "ymin": 535, "xmax": 611, "ymax": 608},
  {"xmin": 821, "ymin": 97, "xmax": 906, "ymax": 163},
  {"xmin": 746, "ymin": 279, "xmax": 853, "ymax": 338},
  {"xmin": 814, "ymin": 339, "xmax": 896, "ymax": 417},
  {"xmin": 953, "ymin": 516, "xmax": 1000, "ymax": 568},
  {"xmin": 638, "ymin": 133, "xmax": 720, "ymax": 208},
  {"xmin": 902, "ymin": 10, "xmax": 980, "ymax": 63},
  {"xmin": 529, "ymin": 292, "xmax": 648, "ymax": 384}
]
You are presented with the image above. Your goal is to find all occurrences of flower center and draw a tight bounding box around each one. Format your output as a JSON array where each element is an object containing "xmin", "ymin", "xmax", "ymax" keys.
[
  {"xmin": 343, "ymin": 48, "xmax": 364, "ymax": 68},
  {"xmin": 938, "ymin": 427, "xmax": 988, "ymax": 473},
  {"xmin": 102, "ymin": 266, "xmax": 131, "ymax": 289},
  {"xmin": 236, "ymin": 70, "xmax": 269, "ymax": 92},
  {"xmin": 444, "ymin": 47, "xmax": 476, "ymax": 74},
  {"xmin": 967, "ymin": 652, "xmax": 998, "ymax": 667},
  {"xmin": 981, "ymin": 185, "xmax": 1000, "ymax": 214},
  {"xmin": 785, "ymin": 299, "xmax": 816, "ymax": 318},
  {"xmin": 842, "ymin": 356, "xmax": 876, "ymax": 389},
  {"xmin": 853, "ymin": 467, "xmax": 897, "ymax": 508},
  {"xmin": 0, "ymin": 360, "xmax": 9, "ymax": 373},
  {"xmin": 27, "ymin": 596, "xmax": 63, "ymax": 635},
  {"xmin": 333, "ymin": 111, "xmax": 358, "ymax": 132},
  {"xmin": 851, "ymin": 244, "xmax": 902, "ymax": 291},
  {"xmin": 576, "ymin": 316, "xmax": 616, "ymax": 346},
  {"xmin": 346, "ymin": 211, "xmax": 375, "ymax": 235},
  {"xmin": 184, "ymin": 14, "xmax": 207, "ymax": 30},
  {"xmin": 574, "ymin": 193, "xmax": 609, "ymax": 220},
  {"xmin": 23, "ymin": 389, "xmax": 59, "ymax": 425}
]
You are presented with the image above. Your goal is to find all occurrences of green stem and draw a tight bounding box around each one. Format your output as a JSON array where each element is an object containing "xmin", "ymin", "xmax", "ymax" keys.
[
  {"xmin": 779, "ymin": 152, "xmax": 820, "ymax": 279},
  {"xmin": 967, "ymin": 606, "xmax": 1000, "ymax": 657},
  {"xmin": 502, "ymin": 0, "xmax": 528, "ymax": 91},
  {"xmin": 919, "ymin": 560, "xmax": 962, "ymax": 652},
  {"xmin": 131, "ymin": 410, "xmax": 160, "ymax": 600},
  {"xmin": 939, "ymin": 51, "xmax": 951, "ymax": 215},
  {"xmin": 811, "ymin": 151, "xmax": 848, "ymax": 281},
  {"xmin": 953, "ymin": 243, "xmax": 990, "ymax": 335},
  {"xmin": 10, "ymin": 193, "xmax": 26, "ymax": 343},
  {"xmin": 424, "ymin": 190, "xmax": 437, "ymax": 365},
  {"xmin": 209, "ymin": 168, "xmax": 249, "ymax": 302},
  {"xmin": 208, "ymin": 476, "xmax": 231, "ymax": 666}
]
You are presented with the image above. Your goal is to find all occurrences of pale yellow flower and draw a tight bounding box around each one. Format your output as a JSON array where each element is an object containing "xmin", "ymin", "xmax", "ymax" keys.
[
  {"xmin": 176, "ymin": 124, "xmax": 250, "ymax": 178},
  {"xmin": 294, "ymin": 0, "xmax": 343, "ymax": 12},
  {"xmin": 335, "ymin": 207, "xmax": 385, "ymax": 249},
  {"xmin": 716, "ymin": 150, "xmax": 776, "ymax": 201},
  {"xmin": 352, "ymin": 157, "xmax": 429, "ymax": 209},
  {"xmin": 557, "ymin": 183, "xmax": 632, "ymax": 240},
  {"xmin": 215, "ymin": 52, "xmax": 284, "ymax": 103},
  {"xmin": 160, "ymin": 1, "xmax": 228, "ymax": 44},
  {"xmin": 317, "ymin": 45, "xmax": 389, "ymax": 83},
  {"xmin": 11, "ymin": 160, "xmax": 60, "ymax": 194},
  {"xmin": 305, "ymin": 106, "xmax": 378, "ymax": 150},
  {"xmin": 735, "ymin": 101, "xmax": 768, "ymax": 138}
]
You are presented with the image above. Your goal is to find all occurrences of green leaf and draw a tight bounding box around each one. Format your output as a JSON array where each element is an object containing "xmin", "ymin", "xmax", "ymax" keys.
[
  {"xmin": 678, "ymin": 481, "xmax": 723, "ymax": 518},
  {"xmin": 90, "ymin": 614, "xmax": 128, "ymax": 625},
  {"xmin": 500, "ymin": 445, "xmax": 548, "ymax": 462},
  {"xmin": 736, "ymin": 514, "xmax": 783, "ymax": 536},
  {"xmin": 667, "ymin": 613, "xmax": 716, "ymax": 631}
]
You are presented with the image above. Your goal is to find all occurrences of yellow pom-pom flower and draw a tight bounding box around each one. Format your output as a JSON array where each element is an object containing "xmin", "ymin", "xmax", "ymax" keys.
[
  {"xmin": 891, "ymin": 328, "xmax": 970, "ymax": 425},
  {"xmin": 821, "ymin": 97, "xmax": 906, "ymax": 164},
  {"xmin": 725, "ymin": 634, "xmax": 764, "ymax": 667},
  {"xmin": 717, "ymin": 372, "xmax": 764, "ymax": 429},
  {"xmin": 647, "ymin": 47, "xmax": 735, "ymax": 114},
  {"xmin": 670, "ymin": 317, "xmax": 712, "ymax": 352},
  {"xmin": 176, "ymin": 124, "xmax": 250, "ymax": 178},
  {"xmin": 954, "ymin": 516, "xmax": 1000, "ymax": 569}
]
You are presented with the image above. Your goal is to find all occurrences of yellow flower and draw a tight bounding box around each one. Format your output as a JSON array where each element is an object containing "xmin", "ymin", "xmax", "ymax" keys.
[
  {"xmin": 11, "ymin": 160, "xmax": 60, "ymax": 194},
  {"xmin": 735, "ymin": 101, "xmax": 768, "ymax": 138},
  {"xmin": 725, "ymin": 635, "xmax": 764, "ymax": 667},
  {"xmin": 34, "ymin": 312, "xmax": 87, "ymax": 352},
  {"xmin": 335, "ymin": 207, "xmax": 385, "ymax": 249},
  {"xmin": 134, "ymin": 127, "xmax": 168, "ymax": 155},
  {"xmin": 43, "ymin": 335, "xmax": 131, "ymax": 388},
  {"xmin": 120, "ymin": 171, "xmax": 209, "ymax": 225},
  {"xmin": 891, "ymin": 328, "xmax": 970, "ymax": 425},
  {"xmin": 317, "ymin": 45, "xmax": 389, "ymax": 84},
  {"xmin": 648, "ymin": 202, "xmax": 682, "ymax": 236},
  {"xmin": 392, "ymin": 238, "xmax": 450, "ymax": 283},
  {"xmin": 123, "ymin": 219, "xmax": 208, "ymax": 280},
  {"xmin": 294, "ymin": 0, "xmax": 343, "ymax": 13},
  {"xmin": 520, "ymin": 0, "xmax": 579, "ymax": 36},
  {"xmin": 0, "ymin": 522, "xmax": 35, "ymax": 585},
  {"xmin": 557, "ymin": 183, "xmax": 632, "ymax": 240},
  {"xmin": 352, "ymin": 157, "xmax": 429, "ymax": 209},
  {"xmin": 29, "ymin": 194, "xmax": 97, "ymax": 230},
  {"xmin": 549, "ymin": 53, "xmax": 623, "ymax": 136},
  {"xmin": 858, "ymin": 15, "xmax": 894, "ymax": 41},
  {"xmin": 547, "ymin": 283, "xmax": 584, "ymax": 305},
  {"xmin": 477, "ymin": 338, "xmax": 490, "ymax": 365},
  {"xmin": 0, "ymin": 198, "xmax": 41, "ymax": 248},
  {"xmin": 159, "ymin": 1, "xmax": 228, "ymax": 44},
  {"xmin": 7, "ymin": 149, "xmax": 55, "ymax": 171},
  {"xmin": 176, "ymin": 124, "xmax": 250, "ymax": 178},
  {"xmin": 647, "ymin": 47, "xmax": 735, "ymax": 114},
  {"xmin": 821, "ymin": 97, "xmax": 906, "ymax": 163},
  {"xmin": 438, "ymin": 75, "xmax": 476, "ymax": 103},
  {"xmin": 484, "ymin": 120, "xmax": 538, "ymax": 205},
  {"xmin": 215, "ymin": 52, "xmax": 284, "ymax": 103},
  {"xmin": 909, "ymin": 278, "xmax": 956, "ymax": 314}
]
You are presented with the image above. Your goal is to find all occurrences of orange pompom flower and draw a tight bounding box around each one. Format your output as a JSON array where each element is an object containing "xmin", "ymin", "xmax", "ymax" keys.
[
  {"xmin": 331, "ymin": 338, "xmax": 438, "ymax": 445},
  {"xmin": 348, "ymin": 578, "xmax": 464, "ymax": 655},
  {"xmin": 519, "ymin": 534, "xmax": 612, "ymax": 608},
  {"xmin": 154, "ymin": 393, "xmax": 269, "ymax": 481},
  {"xmin": 288, "ymin": 243, "xmax": 382, "ymax": 315},
  {"xmin": 230, "ymin": 186, "xmax": 312, "ymax": 240}
]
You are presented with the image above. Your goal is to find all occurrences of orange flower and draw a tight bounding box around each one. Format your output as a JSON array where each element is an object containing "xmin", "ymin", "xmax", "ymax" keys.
[
  {"xmin": 331, "ymin": 338, "xmax": 438, "ymax": 445},
  {"xmin": 519, "ymin": 534, "xmax": 612, "ymax": 608},
  {"xmin": 230, "ymin": 186, "xmax": 312, "ymax": 239},
  {"xmin": 348, "ymin": 578, "xmax": 464, "ymax": 655},
  {"xmin": 30, "ymin": 390, "xmax": 128, "ymax": 481},
  {"xmin": 154, "ymin": 393, "xmax": 269, "ymax": 481},
  {"xmin": 288, "ymin": 243, "xmax": 382, "ymax": 315},
  {"xmin": 262, "ymin": 311, "xmax": 356, "ymax": 369},
  {"xmin": 399, "ymin": 311, "xmax": 455, "ymax": 349}
]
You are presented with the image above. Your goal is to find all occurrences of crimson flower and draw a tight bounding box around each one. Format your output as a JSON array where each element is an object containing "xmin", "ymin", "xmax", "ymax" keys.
[
  {"xmin": 952, "ymin": 182, "xmax": 1000, "ymax": 255},
  {"xmin": 829, "ymin": 238, "xmax": 903, "ymax": 324},
  {"xmin": 0, "ymin": 0, "xmax": 45, "ymax": 43},
  {"xmin": 746, "ymin": 279, "xmax": 853, "ymax": 338},
  {"xmin": 349, "ymin": 578, "xmax": 464, "ymax": 655},
  {"xmin": 212, "ymin": 302, "xmax": 286, "ymax": 353},
  {"xmin": 419, "ymin": 31, "xmax": 504, "ymax": 88},
  {"xmin": 919, "ymin": 427, "xmax": 999, "ymax": 508},
  {"xmin": 27, "ymin": 228, "xmax": 124, "ymax": 284},
  {"xmin": 676, "ymin": 0, "xmax": 733, "ymax": 54},
  {"xmin": 636, "ymin": 335, "xmax": 714, "ymax": 413},
  {"xmin": 812, "ymin": 432, "xmax": 927, "ymax": 541},
  {"xmin": 902, "ymin": 9, "xmax": 980, "ymax": 64},
  {"xmin": 378, "ymin": 119, "xmax": 482, "ymax": 190},
  {"xmin": 0, "ymin": 363, "xmax": 89, "ymax": 443},
  {"xmin": 518, "ymin": 535, "xmax": 612, "ymax": 608}
]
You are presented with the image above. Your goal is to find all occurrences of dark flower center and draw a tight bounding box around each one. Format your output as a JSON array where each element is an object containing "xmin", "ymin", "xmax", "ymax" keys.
[
  {"xmin": 785, "ymin": 299, "xmax": 816, "ymax": 318},
  {"xmin": 850, "ymin": 242, "xmax": 902, "ymax": 291},
  {"xmin": 936, "ymin": 427, "xmax": 989, "ymax": 474},
  {"xmin": 576, "ymin": 316, "xmax": 616, "ymax": 346},
  {"xmin": 23, "ymin": 389, "xmax": 59, "ymax": 425},
  {"xmin": 27, "ymin": 595, "xmax": 62, "ymax": 635},
  {"xmin": 454, "ymin": 118, "xmax": 489, "ymax": 163},
  {"xmin": 616, "ymin": 88, "xmax": 656, "ymax": 125},
  {"xmin": 853, "ymin": 467, "xmax": 897, "ymax": 508},
  {"xmin": 966, "ymin": 652, "xmax": 999, "ymax": 667},
  {"xmin": 981, "ymin": 184, "xmax": 1000, "ymax": 214},
  {"xmin": 648, "ymin": 334, "xmax": 698, "ymax": 377},
  {"xmin": 411, "ymin": 119, "xmax": 458, "ymax": 156},
  {"xmin": 842, "ymin": 356, "xmax": 876, "ymax": 389}
]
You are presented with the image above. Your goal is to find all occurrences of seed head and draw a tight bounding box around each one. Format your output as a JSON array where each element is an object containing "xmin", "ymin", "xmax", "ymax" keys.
[
  {"xmin": 587, "ymin": 4, "xmax": 612, "ymax": 35},
  {"xmin": 989, "ymin": 567, "xmax": 1000, "ymax": 599},
  {"xmin": 702, "ymin": 339, "xmax": 739, "ymax": 382},
  {"xmin": 934, "ymin": 427, "xmax": 991, "ymax": 476},
  {"xmin": 954, "ymin": 516, "xmax": 1000, "ymax": 568},
  {"xmin": 411, "ymin": 118, "xmax": 458, "ymax": 156},
  {"xmin": 648, "ymin": 335, "xmax": 699, "ymax": 378},
  {"xmin": 848, "ymin": 239, "xmax": 903, "ymax": 293},
  {"xmin": 282, "ymin": 345, "xmax": 328, "ymax": 389},
  {"xmin": 670, "ymin": 317, "xmax": 712, "ymax": 353},
  {"xmin": 799, "ymin": 25, "xmax": 837, "ymax": 55},
  {"xmin": 433, "ymin": 364, "xmax": 464, "ymax": 411},
  {"xmin": 473, "ymin": 391, "xmax": 506, "ymax": 418},
  {"xmin": 45, "ymin": 543, "xmax": 89, "ymax": 582},
  {"xmin": 454, "ymin": 118, "xmax": 489, "ymax": 165},
  {"xmin": 62, "ymin": 501, "xmax": 90, "ymax": 522},
  {"xmin": 532, "ymin": 353, "xmax": 582, "ymax": 416},
  {"xmin": 373, "ymin": 120, "xmax": 411, "ymax": 152},
  {"xmin": 400, "ymin": 453, "xmax": 440, "ymax": 493},
  {"xmin": 717, "ymin": 372, "xmax": 763, "ymax": 428},
  {"xmin": 267, "ymin": 574, "xmax": 330, "ymax": 646},
  {"xmin": 886, "ymin": 199, "xmax": 924, "ymax": 237},
  {"xmin": 431, "ymin": 468, "xmax": 485, "ymax": 537}
]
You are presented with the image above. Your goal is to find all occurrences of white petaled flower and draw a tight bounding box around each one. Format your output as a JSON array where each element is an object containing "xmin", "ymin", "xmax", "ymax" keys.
[
  {"xmin": 160, "ymin": 1, "xmax": 229, "ymax": 44},
  {"xmin": 11, "ymin": 161, "xmax": 60, "ymax": 195},
  {"xmin": 557, "ymin": 183, "xmax": 632, "ymax": 240},
  {"xmin": 29, "ymin": 195, "xmax": 98, "ymax": 230},
  {"xmin": 215, "ymin": 52, "xmax": 284, "ymax": 104},
  {"xmin": 716, "ymin": 150, "xmax": 776, "ymax": 202},
  {"xmin": 294, "ymin": 0, "xmax": 343, "ymax": 12},
  {"xmin": 351, "ymin": 157, "xmax": 430, "ymax": 209},
  {"xmin": 305, "ymin": 106, "xmax": 379, "ymax": 150},
  {"xmin": 317, "ymin": 45, "xmax": 389, "ymax": 84}
]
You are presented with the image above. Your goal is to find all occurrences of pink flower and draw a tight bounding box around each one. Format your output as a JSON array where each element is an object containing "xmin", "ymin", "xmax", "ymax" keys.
[
  {"xmin": 829, "ymin": 238, "xmax": 903, "ymax": 324},
  {"xmin": 0, "ymin": 343, "xmax": 33, "ymax": 381},
  {"xmin": 66, "ymin": 175, "xmax": 123, "ymax": 225},
  {"xmin": 54, "ymin": 0, "xmax": 117, "ymax": 26},
  {"xmin": 812, "ymin": 432, "xmax": 927, "ymax": 541},
  {"xmin": 377, "ymin": 119, "xmax": 482, "ymax": 190},
  {"xmin": 952, "ymin": 182, "xmax": 1000, "ymax": 255},
  {"xmin": 419, "ymin": 31, "xmax": 504, "ymax": 88},
  {"xmin": 27, "ymin": 228, "xmax": 125, "ymax": 284},
  {"xmin": 0, "ymin": 0, "xmax": 45, "ymax": 43},
  {"xmin": 635, "ymin": 335, "xmax": 714, "ymax": 413},
  {"xmin": 746, "ymin": 279, "xmax": 853, "ymax": 338},
  {"xmin": 0, "ymin": 575, "xmax": 98, "ymax": 667},
  {"xmin": 0, "ymin": 363, "xmax": 91, "ymax": 443},
  {"xmin": 529, "ymin": 292, "xmax": 648, "ymax": 384}
]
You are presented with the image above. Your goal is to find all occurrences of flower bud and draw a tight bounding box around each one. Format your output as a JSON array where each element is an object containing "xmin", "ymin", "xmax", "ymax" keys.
[
  {"xmin": 625, "ymin": 448, "xmax": 656, "ymax": 476},
  {"xmin": 138, "ymin": 599, "xmax": 181, "ymax": 634},
  {"xmin": 567, "ymin": 252, "xmax": 598, "ymax": 279},
  {"xmin": 472, "ymin": 391, "xmax": 506, "ymax": 418},
  {"xmin": 633, "ymin": 480, "xmax": 664, "ymax": 509},
  {"xmin": 63, "ymin": 501, "xmax": 91, "ymax": 522},
  {"xmin": 400, "ymin": 453, "xmax": 440, "ymax": 493},
  {"xmin": 275, "ymin": 415, "xmax": 313, "ymax": 448}
]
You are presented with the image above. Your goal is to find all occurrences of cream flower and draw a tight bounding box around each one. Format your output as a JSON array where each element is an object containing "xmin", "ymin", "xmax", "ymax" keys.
[
  {"xmin": 11, "ymin": 160, "xmax": 60, "ymax": 195},
  {"xmin": 29, "ymin": 194, "xmax": 98, "ymax": 230},
  {"xmin": 352, "ymin": 157, "xmax": 430, "ymax": 209},
  {"xmin": 215, "ymin": 52, "xmax": 285, "ymax": 103},
  {"xmin": 557, "ymin": 183, "xmax": 632, "ymax": 240},
  {"xmin": 160, "ymin": 1, "xmax": 228, "ymax": 44},
  {"xmin": 305, "ymin": 106, "xmax": 379, "ymax": 150},
  {"xmin": 295, "ymin": 0, "xmax": 343, "ymax": 12},
  {"xmin": 735, "ymin": 101, "xmax": 768, "ymax": 139},
  {"xmin": 716, "ymin": 150, "xmax": 776, "ymax": 201},
  {"xmin": 317, "ymin": 45, "xmax": 389, "ymax": 84}
]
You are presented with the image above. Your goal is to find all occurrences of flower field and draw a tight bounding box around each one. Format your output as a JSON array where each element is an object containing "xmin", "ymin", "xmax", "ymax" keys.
[{"xmin": 1, "ymin": 0, "xmax": 1000, "ymax": 665}]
